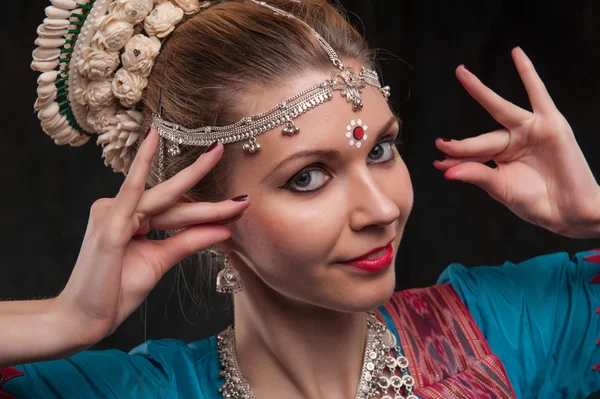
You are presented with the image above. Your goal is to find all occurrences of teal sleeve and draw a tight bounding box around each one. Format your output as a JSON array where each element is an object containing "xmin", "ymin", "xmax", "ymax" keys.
[
  {"xmin": 0, "ymin": 336, "xmax": 223, "ymax": 399},
  {"xmin": 438, "ymin": 250, "xmax": 600, "ymax": 399}
]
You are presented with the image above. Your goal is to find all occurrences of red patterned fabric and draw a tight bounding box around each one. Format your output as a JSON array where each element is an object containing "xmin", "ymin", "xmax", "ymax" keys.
[
  {"xmin": 0, "ymin": 368, "xmax": 23, "ymax": 399},
  {"xmin": 373, "ymin": 284, "xmax": 517, "ymax": 399}
]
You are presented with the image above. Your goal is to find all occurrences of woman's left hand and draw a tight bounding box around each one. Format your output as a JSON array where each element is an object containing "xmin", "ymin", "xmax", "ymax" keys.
[{"xmin": 434, "ymin": 47, "xmax": 600, "ymax": 238}]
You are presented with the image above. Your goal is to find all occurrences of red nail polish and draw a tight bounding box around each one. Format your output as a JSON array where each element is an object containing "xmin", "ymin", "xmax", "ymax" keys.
[
  {"xmin": 593, "ymin": 363, "xmax": 600, "ymax": 372},
  {"xmin": 596, "ymin": 338, "xmax": 600, "ymax": 345},
  {"xmin": 232, "ymin": 195, "xmax": 248, "ymax": 202},
  {"xmin": 441, "ymin": 138, "xmax": 451, "ymax": 142},
  {"xmin": 595, "ymin": 306, "xmax": 600, "ymax": 314},
  {"xmin": 205, "ymin": 141, "xmax": 219, "ymax": 153}
]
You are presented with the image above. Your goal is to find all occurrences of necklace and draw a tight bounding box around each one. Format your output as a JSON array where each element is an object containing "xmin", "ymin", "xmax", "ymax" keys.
[{"xmin": 216, "ymin": 311, "xmax": 419, "ymax": 399}]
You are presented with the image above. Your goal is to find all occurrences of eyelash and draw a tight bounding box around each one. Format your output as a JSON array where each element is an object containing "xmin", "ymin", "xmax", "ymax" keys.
[{"xmin": 282, "ymin": 135, "xmax": 401, "ymax": 194}]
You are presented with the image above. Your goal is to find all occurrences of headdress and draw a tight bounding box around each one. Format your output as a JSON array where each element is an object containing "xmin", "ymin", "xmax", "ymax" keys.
[{"xmin": 31, "ymin": 0, "xmax": 391, "ymax": 178}]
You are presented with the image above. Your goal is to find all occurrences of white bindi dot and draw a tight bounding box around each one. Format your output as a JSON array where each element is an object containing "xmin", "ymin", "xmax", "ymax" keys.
[
  {"xmin": 349, "ymin": 140, "xmax": 355, "ymax": 146},
  {"xmin": 363, "ymin": 134, "xmax": 368, "ymax": 140},
  {"xmin": 346, "ymin": 132, "xmax": 352, "ymax": 138},
  {"xmin": 357, "ymin": 119, "xmax": 362, "ymax": 125},
  {"xmin": 363, "ymin": 125, "xmax": 368, "ymax": 130},
  {"xmin": 347, "ymin": 125, "xmax": 351, "ymax": 131},
  {"xmin": 356, "ymin": 142, "xmax": 362, "ymax": 148},
  {"xmin": 351, "ymin": 120, "xmax": 356, "ymax": 126}
]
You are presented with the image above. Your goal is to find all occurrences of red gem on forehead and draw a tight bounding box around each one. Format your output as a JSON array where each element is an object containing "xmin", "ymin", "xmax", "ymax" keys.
[{"xmin": 353, "ymin": 126, "xmax": 365, "ymax": 140}]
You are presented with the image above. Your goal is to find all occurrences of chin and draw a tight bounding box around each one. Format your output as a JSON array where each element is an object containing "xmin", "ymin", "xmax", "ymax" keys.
[{"xmin": 328, "ymin": 268, "xmax": 397, "ymax": 313}]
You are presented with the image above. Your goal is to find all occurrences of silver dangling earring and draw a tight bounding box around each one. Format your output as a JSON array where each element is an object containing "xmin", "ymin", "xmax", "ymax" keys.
[{"xmin": 216, "ymin": 255, "xmax": 243, "ymax": 294}]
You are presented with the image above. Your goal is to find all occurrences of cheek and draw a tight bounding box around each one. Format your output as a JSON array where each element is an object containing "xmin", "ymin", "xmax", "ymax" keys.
[{"xmin": 233, "ymin": 193, "xmax": 346, "ymax": 275}]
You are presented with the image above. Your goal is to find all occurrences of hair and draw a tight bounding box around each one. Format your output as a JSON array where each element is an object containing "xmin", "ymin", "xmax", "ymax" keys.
[{"xmin": 136, "ymin": 0, "xmax": 376, "ymax": 314}]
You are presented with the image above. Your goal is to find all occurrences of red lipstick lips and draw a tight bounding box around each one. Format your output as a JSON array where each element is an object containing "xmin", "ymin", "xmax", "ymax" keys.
[{"xmin": 340, "ymin": 240, "xmax": 395, "ymax": 273}]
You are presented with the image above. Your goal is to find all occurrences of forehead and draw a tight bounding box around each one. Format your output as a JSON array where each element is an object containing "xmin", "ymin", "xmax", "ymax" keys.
[{"xmin": 228, "ymin": 66, "xmax": 395, "ymax": 177}]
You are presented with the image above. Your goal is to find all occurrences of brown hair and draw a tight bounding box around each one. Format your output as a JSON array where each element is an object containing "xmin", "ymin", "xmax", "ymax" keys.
[{"xmin": 138, "ymin": 0, "xmax": 376, "ymax": 311}]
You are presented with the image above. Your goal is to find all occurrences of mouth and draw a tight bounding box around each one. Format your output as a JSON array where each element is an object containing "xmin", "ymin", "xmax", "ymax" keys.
[{"xmin": 339, "ymin": 238, "xmax": 396, "ymax": 273}]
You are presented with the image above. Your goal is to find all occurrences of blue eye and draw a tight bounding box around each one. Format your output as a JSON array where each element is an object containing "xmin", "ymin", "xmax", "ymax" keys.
[
  {"xmin": 367, "ymin": 138, "xmax": 397, "ymax": 163},
  {"xmin": 285, "ymin": 167, "xmax": 331, "ymax": 193}
]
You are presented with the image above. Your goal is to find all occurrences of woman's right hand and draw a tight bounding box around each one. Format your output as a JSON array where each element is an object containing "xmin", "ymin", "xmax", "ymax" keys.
[{"xmin": 54, "ymin": 128, "xmax": 249, "ymax": 346}]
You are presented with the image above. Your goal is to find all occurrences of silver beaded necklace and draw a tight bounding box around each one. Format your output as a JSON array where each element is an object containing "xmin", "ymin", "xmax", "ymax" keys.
[{"xmin": 216, "ymin": 311, "xmax": 419, "ymax": 399}]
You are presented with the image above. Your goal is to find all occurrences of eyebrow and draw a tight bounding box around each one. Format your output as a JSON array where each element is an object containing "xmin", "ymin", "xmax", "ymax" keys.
[{"xmin": 261, "ymin": 115, "xmax": 401, "ymax": 182}]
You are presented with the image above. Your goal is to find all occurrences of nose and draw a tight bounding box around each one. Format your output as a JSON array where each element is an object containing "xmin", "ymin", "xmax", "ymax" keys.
[{"xmin": 347, "ymin": 169, "xmax": 401, "ymax": 232}]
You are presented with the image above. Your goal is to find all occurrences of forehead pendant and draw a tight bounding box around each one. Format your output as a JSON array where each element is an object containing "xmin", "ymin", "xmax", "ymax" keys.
[
  {"xmin": 333, "ymin": 68, "xmax": 367, "ymax": 111},
  {"xmin": 345, "ymin": 119, "xmax": 368, "ymax": 148}
]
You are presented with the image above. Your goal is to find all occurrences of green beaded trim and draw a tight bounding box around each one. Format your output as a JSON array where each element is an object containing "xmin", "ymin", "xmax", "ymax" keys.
[{"xmin": 44, "ymin": 0, "xmax": 98, "ymax": 138}]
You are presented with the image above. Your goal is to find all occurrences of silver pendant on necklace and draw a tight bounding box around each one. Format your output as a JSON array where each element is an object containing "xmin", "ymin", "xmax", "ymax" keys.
[{"xmin": 216, "ymin": 311, "xmax": 419, "ymax": 399}]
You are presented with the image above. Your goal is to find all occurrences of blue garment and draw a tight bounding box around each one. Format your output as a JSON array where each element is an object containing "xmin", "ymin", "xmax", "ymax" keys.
[
  {"xmin": 3, "ymin": 250, "xmax": 600, "ymax": 398},
  {"xmin": 439, "ymin": 249, "xmax": 600, "ymax": 398}
]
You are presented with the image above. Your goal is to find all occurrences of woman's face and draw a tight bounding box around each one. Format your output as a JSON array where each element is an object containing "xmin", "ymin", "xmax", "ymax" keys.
[{"xmin": 223, "ymin": 63, "xmax": 414, "ymax": 312}]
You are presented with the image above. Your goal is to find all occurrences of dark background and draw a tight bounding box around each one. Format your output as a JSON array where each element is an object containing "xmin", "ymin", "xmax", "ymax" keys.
[{"xmin": 2, "ymin": 0, "xmax": 600, "ymax": 395}]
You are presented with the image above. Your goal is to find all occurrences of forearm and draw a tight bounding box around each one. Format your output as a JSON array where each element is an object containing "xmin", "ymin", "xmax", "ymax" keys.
[{"xmin": 0, "ymin": 298, "xmax": 93, "ymax": 368}]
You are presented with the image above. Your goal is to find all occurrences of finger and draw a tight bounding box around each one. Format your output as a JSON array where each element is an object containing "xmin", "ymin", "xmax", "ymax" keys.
[
  {"xmin": 136, "ymin": 142, "xmax": 224, "ymax": 216},
  {"xmin": 153, "ymin": 224, "xmax": 232, "ymax": 277},
  {"xmin": 433, "ymin": 155, "xmax": 492, "ymax": 171},
  {"xmin": 455, "ymin": 65, "xmax": 532, "ymax": 129},
  {"xmin": 112, "ymin": 128, "xmax": 158, "ymax": 218},
  {"xmin": 435, "ymin": 129, "xmax": 510, "ymax": 158},
  {"xmin": 511, "ymin": 47, "xmax": 558, "ymax": 114},
  {"xmin": 147, "ymin": 197, "xmax": 250, "ymax": 230},
  {"xmin": 444, "ymin": 162, "xmax": 506, "ymax": 202}
]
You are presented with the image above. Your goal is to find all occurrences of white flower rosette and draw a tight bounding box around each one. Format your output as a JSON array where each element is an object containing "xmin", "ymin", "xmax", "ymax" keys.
[
  {"xmin": 109, "ymin": 0, "xmax": 154, "ymax": 25},
  {"xmin": 122, "ymin": 34, "xmax": 161, "ymax": 77},
  {"xmin": 144, "ymin": 2, "xmax": 185, "ymax": 38},
  {"xmin": 92, "ymin": 14, "xmax": 135, "ymax": 52},
  {"xmin": 172, "ymin": 0, "xmax": 210, "ymax": 15},
  {"xmin": 77, "ymin": 47, "xmax": 120, "ymax": 80},
  {"xmin": 86, "ymin": 80, "xmax": 116, "ymax": 110},
  {"xmin": 112, "ymin": 68, "xmax": 148, "ymax": 107},
  {"xmin": 72, "ymin": 79, "xmax": 115, "ymax": 110},
  {"xmin": 87, "ymin": 106, "xmax": 119, "ymax": 132}
]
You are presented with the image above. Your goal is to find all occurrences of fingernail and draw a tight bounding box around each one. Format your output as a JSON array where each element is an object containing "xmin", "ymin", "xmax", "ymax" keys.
[
  {"xmin": 437, "ymin": 156, "xmax": 446, "ymax": 162},
  {"xmin": 145, "ymin": 127, "xmax": 152, "ymax": 138},
  {"xmin": 462, "ymin": 65, "xmax": 469, "ymax": 72},
  {"xmin": 231, "ymin": 195, "xmax": 248, "ymax": 202},
  {"xmin": 441, "ymin": 138, "xmax": 451, "ymax": 142},
  {"xmin": 205, "ymin": 141, "xmax": 219, "ymax": 153}
]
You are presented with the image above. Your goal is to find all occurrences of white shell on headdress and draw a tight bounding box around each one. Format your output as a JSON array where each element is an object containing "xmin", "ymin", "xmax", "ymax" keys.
[
  {"xmin": 37, "ymin": 82, "xmax": 58, "ymax": 98},
  {"xmin": 42, "ymin": 114, "xmax": 70, "ymax": 135},
  {"xmin": 69, "ymin": 135, "xmax": 91, "ymax": 147},
  {"xmin": 45, "ymin": 5, "xmax": 72, "ymax": 19},
  {"xmin": 31, "ymin": 59, "xmax": 61, "ymax": 72},
  {"xmin": 33, "ymin": 47, "xmax": 61, "ymax": 63},
  {"xmin": 37, "ymin": 71, "xmax": 59, "ymax": 84},
  {"xmin": 43, "ymin": 18, "xmax": 71, "ymax": 29},
  {"xmin": 34, "ymin": 92, "xmax": 58, "ymax": 111},
  {"xmin": 37, "ymin": 102, "xmax": 60, "ymax": 121},
  {"xmin": 50, "ymin": 0, "xmax": 78, "ymax": 10},
  {"xmin": 35, "ymin": 37, "xmax": 67, "ymax": 48},
  {"xmin": 36, "ymin": 24, "xmax": 68, "ymax": 38}
]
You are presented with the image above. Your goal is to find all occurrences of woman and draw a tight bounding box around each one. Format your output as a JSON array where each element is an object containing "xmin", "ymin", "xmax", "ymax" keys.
[{"xmin": 2, "ymin": 0, "xmax": 599, "ymax": 397}]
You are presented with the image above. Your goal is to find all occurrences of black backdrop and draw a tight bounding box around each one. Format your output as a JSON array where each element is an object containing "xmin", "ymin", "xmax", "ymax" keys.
[{"xmin": 2, "ymin": 1, "xmax": 600, "ymax": 396}]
